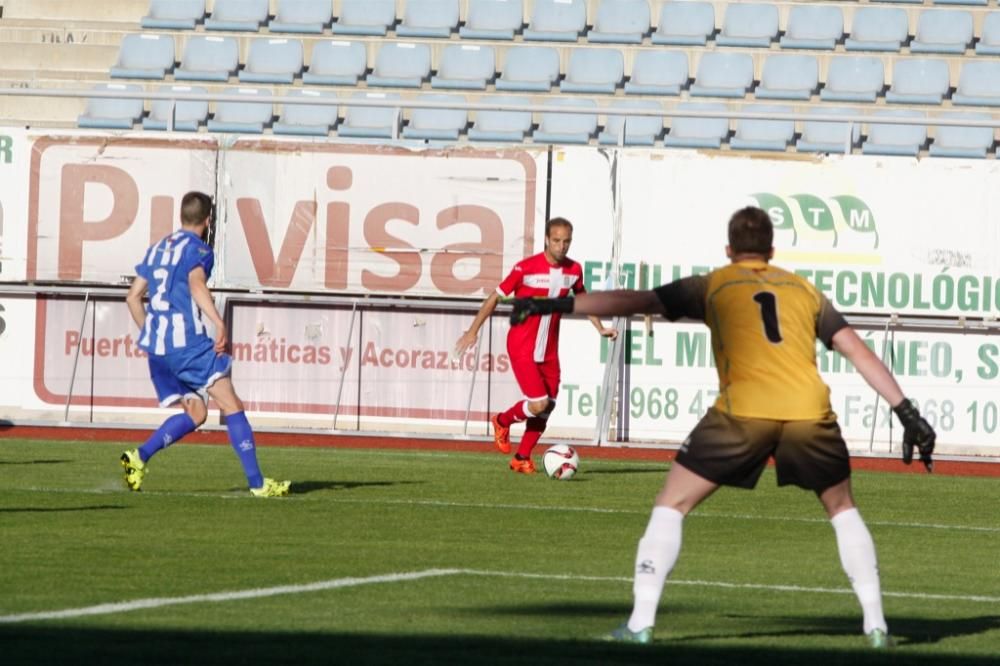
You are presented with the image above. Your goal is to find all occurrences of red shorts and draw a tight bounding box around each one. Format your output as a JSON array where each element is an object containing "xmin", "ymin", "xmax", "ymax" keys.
[{"xmin": 508, "ymin": 354, "xmax": 560, "ymax": 402}]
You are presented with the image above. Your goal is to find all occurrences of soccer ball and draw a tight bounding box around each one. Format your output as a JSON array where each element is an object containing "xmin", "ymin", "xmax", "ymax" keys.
[{"xmin": 543, "ymin": 444, "xmax": 579, "ymax": 480}]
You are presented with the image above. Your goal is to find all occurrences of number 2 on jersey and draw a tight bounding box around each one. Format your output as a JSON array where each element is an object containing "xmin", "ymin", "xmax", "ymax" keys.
[
  {"xmin": 752, "ymin": 292, "xmax": 783, "ymax": 343},
  {"xmin": 150, "ymin": 268, "xmax": 170, "ymax": 312}
]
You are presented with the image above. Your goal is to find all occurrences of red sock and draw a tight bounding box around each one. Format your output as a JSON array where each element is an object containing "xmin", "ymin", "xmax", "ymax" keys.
[
  {"xmin": 498, "ymin": 401, "xmax": 531, "ymax": 427},
  {"xmin": 516, "ymin": 417, "xmax": 546, "ymax": 459}
]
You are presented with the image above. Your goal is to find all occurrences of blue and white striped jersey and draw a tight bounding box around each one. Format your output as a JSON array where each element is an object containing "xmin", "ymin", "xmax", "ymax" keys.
[{"xmin": 135, "ymin": 229, "xmax": 215, "ymax": 356}]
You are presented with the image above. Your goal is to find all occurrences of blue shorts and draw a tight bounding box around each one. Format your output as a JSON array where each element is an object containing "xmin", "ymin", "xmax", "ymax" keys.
[{"xmin": 148, "ymin": 343, "xmax": 233, "ymax": 408}]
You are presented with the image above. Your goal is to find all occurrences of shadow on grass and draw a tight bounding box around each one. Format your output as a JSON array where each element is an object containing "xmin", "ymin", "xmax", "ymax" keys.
[
  {"xmin": 583, "ymin": 467, "xmax": 668, "ymax": 476},
  {"xmin": 0, "ymin": 460, "xmax": 73, "ymax": 466},
  {"xmin": 291, "ymin": 480, "xmax": 426, "ymax": 494},
  {"xmin": 1, "ymin": 626, "xmax": 996, "ymax": 666},
  {"xmin": 0, "ymin": 505, "xmax": 127, "ymax": 514}
]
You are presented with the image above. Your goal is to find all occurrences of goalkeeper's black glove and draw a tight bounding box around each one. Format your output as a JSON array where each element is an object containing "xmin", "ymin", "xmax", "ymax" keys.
[
  {"xmin": 508, "ymin": 297, "xmax": 574, "ymax": 325},
  {"xmin": 892, "ymin": 398, "xmax": 936, "ymax": 473}
]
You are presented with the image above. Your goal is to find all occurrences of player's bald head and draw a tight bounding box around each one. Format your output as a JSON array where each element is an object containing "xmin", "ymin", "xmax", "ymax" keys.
[
  {"xmin": 728, "ymin": 206, "xmax": 773, "ymax": 256},
  {"xmin": 180, "ymin": 191, "xmax": 213, "ymax": 227}
]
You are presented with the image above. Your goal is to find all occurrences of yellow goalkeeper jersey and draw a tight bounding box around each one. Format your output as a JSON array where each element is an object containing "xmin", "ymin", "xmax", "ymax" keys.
[{"xmin": 654, "ymin": 260, "xmax": 848, "ymax": 420}]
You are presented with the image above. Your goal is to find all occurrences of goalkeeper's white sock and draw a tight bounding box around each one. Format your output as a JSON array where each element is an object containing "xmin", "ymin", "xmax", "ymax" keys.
[
  {"xmin": 831, "ymin": 507, "xmax": 887, "ymax": 634},
  {"xmin": 627, "ymin": 506, "xmax": 684, "ymax": 632}
]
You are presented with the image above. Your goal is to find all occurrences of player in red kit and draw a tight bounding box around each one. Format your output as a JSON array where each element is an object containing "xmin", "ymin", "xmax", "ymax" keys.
[{"xmin": 455, "ymin": 217, "xmax": 618, "ymax": 473}]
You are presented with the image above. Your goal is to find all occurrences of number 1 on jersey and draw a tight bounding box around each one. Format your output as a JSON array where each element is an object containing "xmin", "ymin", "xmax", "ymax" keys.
[{"xmin": 752, "ymin": 292, "xmax": 783, "ymax": 343}]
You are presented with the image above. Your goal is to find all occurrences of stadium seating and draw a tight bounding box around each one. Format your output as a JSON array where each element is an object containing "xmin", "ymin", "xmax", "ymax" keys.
[
  {"xmin": 239, "ymin": 39, "xmax": 304, "ymax": 85},
  {"xmin": 976, "ymin": 13, "xmax": 1000, "ymax": 55},
  {"xmin": 495, "ymin": 46, "xmax": 560, "ymax": 92},
  {"xmin": 110, "ymin": 34, "xmax": 174, "ymax": 80},
  {"xmin": 175, "ymin": 36, "xmax": 239, "ymax": 82},
  {"xmin": 268, "ymin": 0, "xmax": 332, "ymax": 34},
  {"xmin": 532, "ymin": 97, "xmax": 598, "ymax": 144},
  {"xmin": 911, "ymin": 10, "xmax": 974, "ymax": 54},
  {"xmin": 141, "ymin": 0, "xmax": 204, "ymax": 30},
  {"xmin": 460, "ymin": 0, "xmax": 524, "ymax": 40},
  {"xmin": 796, "ymin": 107, "xmax": 862, "ymax": 154},
  {"xmin": 587, "ymin": 0, "xmax": 650, "ymax": 44},
  {"xmin": 302, "ymin": 40, "xmax": 367, "ymax": 86},
  {"xmin": 690, "ymin": 52, "xmax": 754, "ymax": 98},
  {"xmin": 755, "ymin": 55, "xmax": 819, "ymax": 101},
  {"xmin": 207, "ymin": 87, "xmax": 273, "ymax": 133},
  {"xmin": 397, "ymin": 0, "xmax": 460, "ymax": 39},
  {"xmin": 273, "ymin": 89, "xmax": 339, "ymax": 136},
  {"xmin": 929, "ymin": 112, "xmax": 995, "ymax": 157},
  {"xmin": 652, "ymin": 2, "xmax": 714, "ymax": 46},
  {"xmin": 560, "ymin": 48, "xmax": 625, "ymax": 94},
  {"xmin": 821, "ymin": 56, "xmax": 885, "ymax": 103},
  {"xmin": 716, "ymin": 3, "xmax": 779, "ymax": 48},
  {"xmin": 953, "ymin": 61, "xmax": 1000, "ymax": 106},
  {"xmin": 624, "ymin": 50, "xmax": 689, "ymax": 96},
  {"xmin": 332, "ymin": 0, "xmax": 396, "ymax": 36},
  {"xmin": 339, "ymin": 91, "xmax": 402, "ymax": 139},
  {"xmin": 431, "ymin": 45, "xmax": 496, "ymax": 90},
  {"xmin": 885, "ymin": 59, "xmax": 951, "ymax": 105},
  {"xmin": 663, "ymin": 102, "xmax": 729, "ymax": 148},
  {"xmin": 598, "ymin": 99, "xmax": 663, "ymax": 146},
  {"xmin": 524, "ymin": 0, "xmax": 587, "ymax": 42},
  {"xmin": 143, "ymin": 84, "xmax": 209, "ymax": 131},
  {"xmin": 367, "ymin": 43, "xmax": 432, "ymax": 89},
  {"xmin": 862, "ymin": 109, "xmax": 927, "ymax": 156},
  {"xmin": 78, "ymin": 83, "xmax": 144, "ymax": 129},
  {"xmin": 845, "ymin": 8, "xmax": 909, "ymax": 52},
  {"xmin": 730, "ymin": 104, "xmax": 795, "ymax": 151},
  {"xmin": 468, "ymin": 95, "xmax": 533, "ymax": 142},
  {"xmin": 779, "ymin": 6, "xmax": 843, "ymax": 51},
  {"xmin": 402, "ymin": 94, "xmax": 469, "ymax": 141},
  {"xmin": 204, "ymin": 0, "xmax": 268, "ymax": 32}
]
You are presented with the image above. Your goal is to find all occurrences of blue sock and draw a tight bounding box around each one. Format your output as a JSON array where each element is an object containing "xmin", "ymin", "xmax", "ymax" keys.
[
  {"xmin": 138, "ymin": 413, "xmax": 197, "ymax": 463},
  {"xmin": 225, "ymin": 411, "xmax": 263, "ymax": 489}
]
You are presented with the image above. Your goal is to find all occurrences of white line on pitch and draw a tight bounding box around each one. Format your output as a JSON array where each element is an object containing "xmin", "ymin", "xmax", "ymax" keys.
[{"xmin": 0, "ymin": 569, "xmax": 460, "ymax": 625}]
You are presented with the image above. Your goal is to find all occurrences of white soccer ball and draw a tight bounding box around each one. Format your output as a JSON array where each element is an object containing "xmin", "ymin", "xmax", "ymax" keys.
[{"xmin": 543, "ymin": 444, "xmax": 579, "ymax": 480}]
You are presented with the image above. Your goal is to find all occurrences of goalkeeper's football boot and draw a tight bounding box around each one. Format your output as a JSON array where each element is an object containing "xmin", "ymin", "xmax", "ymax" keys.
[
  {"xmin": 508, "ymin": 457, "xmax": 536, "ymax": 474},
  {"xmin": 602, "ymin": 623, "xmax": 653, "ymax": 645},
  {"xmin": 866, "ymin": 628, "xmax": 895, "ymax": 649},
  {"xmin": 491, "ymin": 413, "xmax": 511, "ymax": 454},
  {"xmin": 120, "ymin": 449, "xmax": 147, "ymax": 492},
  {"xmin": 250, "ymin": 478, "xmax": 291, "ymax": 498}
]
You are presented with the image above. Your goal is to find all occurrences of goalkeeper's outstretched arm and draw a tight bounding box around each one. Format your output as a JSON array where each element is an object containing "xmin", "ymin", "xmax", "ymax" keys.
[{"xmin": 571, "ymin": 290, "xmax": 667, "ymax": 317}]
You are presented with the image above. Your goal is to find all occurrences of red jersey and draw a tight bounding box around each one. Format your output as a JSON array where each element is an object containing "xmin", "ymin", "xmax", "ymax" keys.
[{"xmin": 497, "ymin": 252, "xmax": 585, "ymax": 362}]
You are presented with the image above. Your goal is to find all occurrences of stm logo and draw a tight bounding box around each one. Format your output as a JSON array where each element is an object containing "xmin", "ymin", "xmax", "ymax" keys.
[
  {"xmin": 751, "ymin": 193, "xmax": 879, "ymax": 249},
  {"xmin": 637, "ymin": 560, "xmax": 657, "ymax": 575}
]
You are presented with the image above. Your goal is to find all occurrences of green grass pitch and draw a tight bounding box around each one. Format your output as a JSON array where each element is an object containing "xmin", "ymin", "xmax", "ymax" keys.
[{"xmin": 1, "ymin": 437, "xmax": 998, "ymax": 665}]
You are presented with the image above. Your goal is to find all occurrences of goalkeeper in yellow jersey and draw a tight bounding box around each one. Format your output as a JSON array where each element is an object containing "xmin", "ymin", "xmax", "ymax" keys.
[{"xmin": 509, "ymin": 206, "xmax": 935, "ymax": 649}]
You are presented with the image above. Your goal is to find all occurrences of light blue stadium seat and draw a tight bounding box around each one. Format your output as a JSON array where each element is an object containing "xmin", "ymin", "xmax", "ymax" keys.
[
  {"xmin": 366, "ymin": 43, "xmax": 431, "ymax": 88},
  {"xmin": 110, "ymin": 34, "xmax": 174, "ymax": 80},
  {"xmin": 469, "ymin": 95, "xmax": 532, "ymax": 142},
  {"xmin": 402, "ymin": 94, "xmax": 468, "ymax": 141},
  {"xmin": 175, "ymin": 36, "xmax": 239, "ymax": 82},
  {"xmin": 533, "ymin": 97, "xmax": 598, "ymax": 144},
  {"xmin": 796, "ymin": 107, "xmax": 861, "ymax": 154},
  {"xmin": 821, "ymin": 56, "xmax": 884, "ymax": 103},
  {"xmin": 339, "ymin": 92, "xmax": 402, "ymax": 139},
  {"xmin": 207, "ymin": 88, "xmax": 273, "ymax": 133},
  {"xmin": 717, "ymin": 3, "xmax": 779, "ymax": 48},
  {"xmin": 587, "ymin": 0, "xmax": 650, "ymax": 44},
  {"xmin": 845, "ymin": 8, "xmax": 908, "ymax": 52},
  {"xmin": 933, "ymin": 0, "xmax": 987, "ymax": 6},
  {"xmin": 756, "ymin": 55, "xmax": 818, "ymax": 101},
  {"xmin": 598, "ymin": 99, "xmax": 663, "ymax": 146},
  {"xmin": 690, "ymin": 53, "xmax": 753, "ymax": 98},
  {"xmin": 78, "ymin": 83, "xmax": 144, "ymax": 129},
  {"xmin": 976, "ymin": 13, "xmax": 1000, "ymax": 55},
  {"xmin": 431, "ymin": 45, "xmax": 495, "ymax": 90},
  {"xmin": 911, "ymin": 10, "xmax": 973, "ymax": 54},
  {"xmin": 332, "ymin": 0, "xmax": 396, "ymax": 36},
  {"xmin": 929, "ymin": 112, "xmax": 994, "ymax": 157},
  {"xmin": 624, "ymin": 50, "xmax": 688, "ymax": 96},
  {"xmin": 780, "ymin": 6, "xmax": 843, "ymax": 50},
  {"xmin": 664, "ymin": 102, "xmax": 729, "ymax": 149},
  {"xmin": 524, "ymin": 0, "xmax": 586, "ymax": 42},
  {"xmin": 239, "ymin": 38, "xmax": 304, "ymax": 84},
  {"xmin": 561, "ymin": 48, "xmax": 624, "ymax": 94},
  {"xmin": 460, "ymin": 0, "xmax": 524, "ymax": 40},
  {"xmin": 731, "ymin": 104, "xmax": 794, "ymax": 152},
  {"xmin": 273, "ymin": 89, "xmax": 339, "ymax": 136},
  {"xmin": 885, "ymin": 58, "xmax": 950, "ymax": 105},
  {"xmin": 143, "ymin": 84, "xmax": 209, "ymax": 131},
  {"xmin": 953, "ymin": 61, "xmax": 1000, "ymax": 106},
  {"xmin": 862, "ymin": 109, "xmax": 926, "ymax": 156},
  {"xmin": 303, "ymin": 40, "xmax": 366, "ymax": 86},
  {"xmin": 141, "ymin": 0, "xmax": 205, "ymax": 30},
  {"xmin": 652, "ymin": 2, "xmax": 714, "ymax": 46},
  {"xmin": 205, "ymin": 0, "xmax": 268, "ymax": 31},
  {"xmin": 496, "ymin": 47, "xmax": 560, "ymax": 92},
  {"xmin": 269, "ymin": 0, "xmax": 332, "ymax": 34},
  {"xmin": 398, "ymin": 0, "xmax": 459, "ymax": 38}
]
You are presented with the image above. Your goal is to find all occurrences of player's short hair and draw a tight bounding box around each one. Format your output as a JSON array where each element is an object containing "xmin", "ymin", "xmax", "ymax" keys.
[
  {"xmin": 545, "ymin": 217, "xmax": 573, "ymax": 237},
  {"xmin": 728, "ymin": 206, "xmax": 773, "ymax": 255},
  {"xmin": 180, "ymin": 191, "xmax": 213, "ymax": 227}
]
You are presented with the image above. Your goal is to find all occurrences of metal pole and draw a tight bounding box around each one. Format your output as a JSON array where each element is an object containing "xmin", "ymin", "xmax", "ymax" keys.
[
  {"xmin": 461, "ymin": 332, "xmax": 484, "ymax": 437},
  {"xmin": 63, "ymin": 291, "xmax": 91, "ymax": 423},
  {"xmin": 332, "ymin": 300, "xmax": 358, "ymax": 430},
  {"xmin": 594, "ymin": 316, "xmax": 625, "ymax": 445}
]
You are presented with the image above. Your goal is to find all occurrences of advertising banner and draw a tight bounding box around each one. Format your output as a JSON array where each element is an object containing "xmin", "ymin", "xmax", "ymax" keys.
[{"xmin": 0, "ymin": 128, "xmax": 28, "ymax": 281}]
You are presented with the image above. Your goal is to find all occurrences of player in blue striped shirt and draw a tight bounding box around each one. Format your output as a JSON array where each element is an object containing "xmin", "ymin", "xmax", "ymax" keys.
[{"xmin": 121, "ymin": 191, "xmax": 290, "ymax": 497}]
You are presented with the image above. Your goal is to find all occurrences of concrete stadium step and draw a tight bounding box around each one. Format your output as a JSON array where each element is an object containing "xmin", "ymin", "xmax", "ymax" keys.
[
  {"xmin": 2, "ymin": 0, "xmax": 147, "ymax": 23},
  {"xmin": 0, "ymin": 42, "xmax": 119, "ymax": 73}
]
